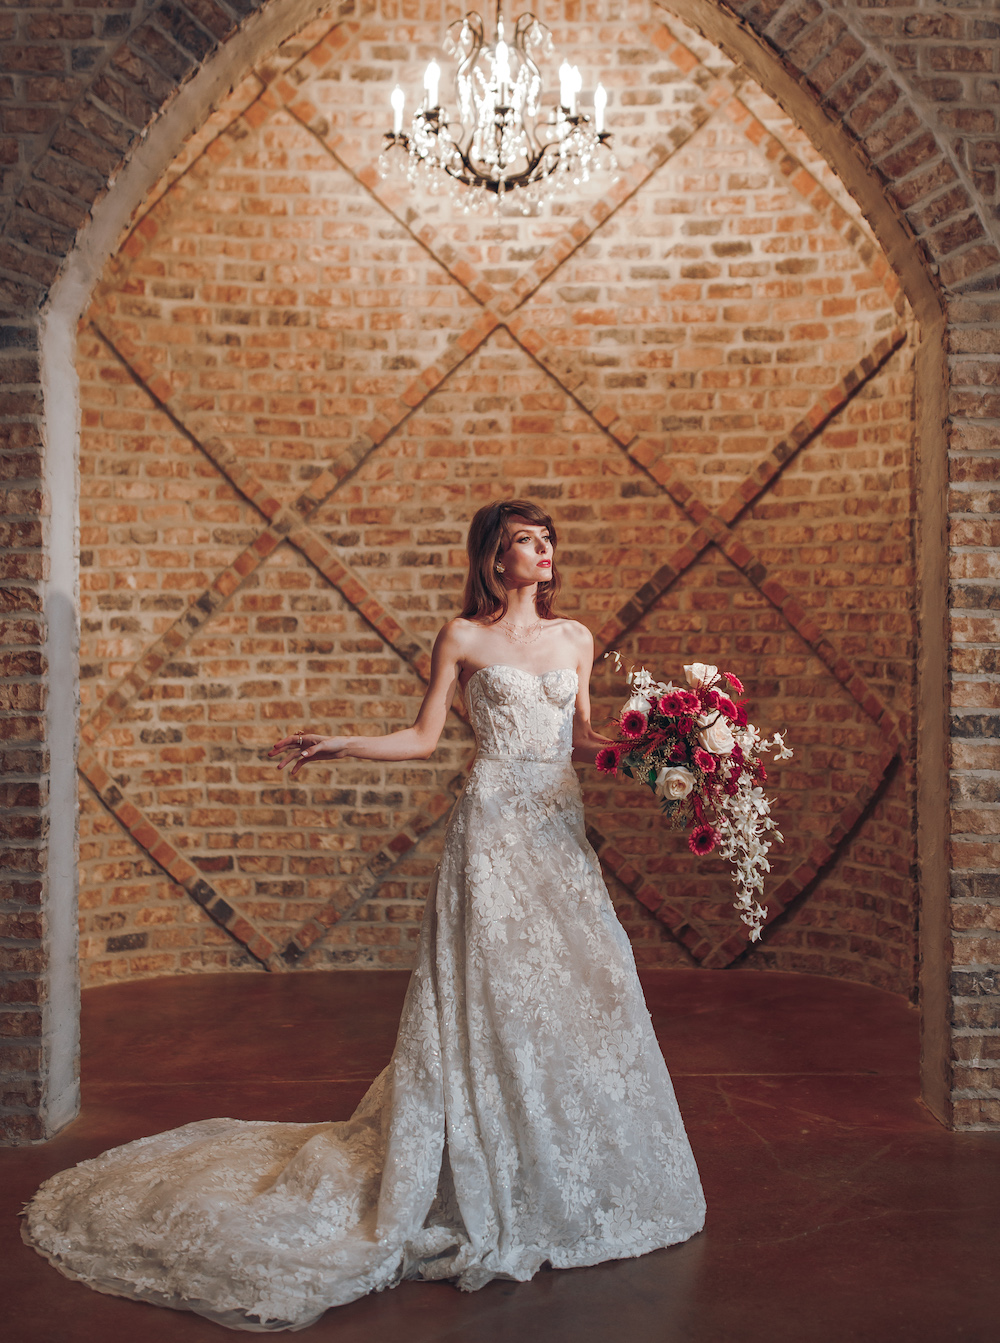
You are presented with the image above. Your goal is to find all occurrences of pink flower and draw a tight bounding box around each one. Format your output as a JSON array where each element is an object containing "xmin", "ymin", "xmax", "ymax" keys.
[
  {"xmin": 678, "ymin": 689, "xmax": 701, "ymax": 714},
  {"xmin": 722, "ymin": 671, "xmax": 744, "ymax": 694},
  {"xmin": 595, "ymin": 747, "xmax": 618, "ymax": 775},
  {"xmin": 688, "ymin": 824, "xmax": 720, "ymax": 856},
  {"xmin": 657, "ymin": 691, "xmax": 687, "ymax": 716},
  {"xmin": 693, "ymin": 747, "xmax": 716, "ymax": 775},
  {"xmin": 716, "ymin": 694, "xmax": 737, "ymax": 719},
  {"xmin": 620, "ymin": 709, "xmax": 648, "ymax": 739},
  {"xmin": 754, "ymin": 761, "xmax": 767, "ymax": 782}
]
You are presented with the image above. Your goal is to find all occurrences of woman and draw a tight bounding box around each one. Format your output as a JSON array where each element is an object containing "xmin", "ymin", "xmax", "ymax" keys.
[{"xmin": 22, "ymin": 500, "xmax": 705, "ymax": 1331}]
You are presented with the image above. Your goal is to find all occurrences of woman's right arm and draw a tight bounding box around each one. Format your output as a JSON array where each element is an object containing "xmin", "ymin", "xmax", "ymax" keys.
[{"xmin": 268, "ymin": 621, "xmax": 466, "ymax": 776}]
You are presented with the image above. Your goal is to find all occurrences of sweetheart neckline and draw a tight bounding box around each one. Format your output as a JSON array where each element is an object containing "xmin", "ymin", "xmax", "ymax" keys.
[{"xmin": 467, "ymin": 663, "xmax": 578, "ymax": 690}]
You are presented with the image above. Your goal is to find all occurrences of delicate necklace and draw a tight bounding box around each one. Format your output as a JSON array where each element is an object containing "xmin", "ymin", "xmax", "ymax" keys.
[{"xmin": 496, "ymin": 617, "xmax": 545, "ymax": 645}]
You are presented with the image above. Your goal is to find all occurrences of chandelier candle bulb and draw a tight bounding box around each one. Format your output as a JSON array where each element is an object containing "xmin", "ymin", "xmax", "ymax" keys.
[
  {"xmin": 495, "ymin": 39, "xmax": 511, "ymax": 94},
  {"xmin": 594, "ymin": 83, "xmax": 607, "ymax": 133},
  {"xmin": 391, "ymin": 85, "xmax": 405, "ymax": 135},
  {"xmin": 424, "ymin": 61, "xmax": 440, "ymax": 110},
  {"xmin": 559, "ymin": 60, "xmax": 573, "ymax": 110}
]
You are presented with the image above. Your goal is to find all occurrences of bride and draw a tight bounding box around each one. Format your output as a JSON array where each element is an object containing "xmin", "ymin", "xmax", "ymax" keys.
[{"xmin": 21, "ymin": 499, "xmax": 706, "ymax": 1331}]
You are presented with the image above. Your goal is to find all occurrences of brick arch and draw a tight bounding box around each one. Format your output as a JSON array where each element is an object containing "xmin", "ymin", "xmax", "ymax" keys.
[
  {"xmin": 2, "ymin": 0, "xmax": 995, "ymax": 316},
  {"xmin": 1, "ymin": 0, "xmax": 994, "ymax": 1141}
]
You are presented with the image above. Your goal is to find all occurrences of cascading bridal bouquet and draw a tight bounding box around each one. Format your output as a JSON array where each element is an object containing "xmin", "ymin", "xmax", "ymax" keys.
[{"xmin": 597, "ymin": 659, "xmax": 793, "ymax": 942}]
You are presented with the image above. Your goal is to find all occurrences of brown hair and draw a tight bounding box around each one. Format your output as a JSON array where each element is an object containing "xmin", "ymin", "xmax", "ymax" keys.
[{"xmin": 459, "ymin": 499, "xmax": 561, "ymax": 623}]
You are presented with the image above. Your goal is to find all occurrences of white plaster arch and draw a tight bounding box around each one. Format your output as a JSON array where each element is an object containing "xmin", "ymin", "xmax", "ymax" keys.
[{"xmin": 39, "ymin": 0, "xmax": 346, "ymax": 1136}]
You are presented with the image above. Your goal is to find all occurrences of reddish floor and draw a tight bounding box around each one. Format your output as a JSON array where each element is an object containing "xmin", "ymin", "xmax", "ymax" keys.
[{"xmin": 4, "ymin": 969, "xmax": 998, "ymax": 1343}]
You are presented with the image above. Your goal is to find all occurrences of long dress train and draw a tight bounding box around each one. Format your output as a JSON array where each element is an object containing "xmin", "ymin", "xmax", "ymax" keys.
[{"xmin": 21, "ymin": 664, "xmax": 706, "ymax": 1331}]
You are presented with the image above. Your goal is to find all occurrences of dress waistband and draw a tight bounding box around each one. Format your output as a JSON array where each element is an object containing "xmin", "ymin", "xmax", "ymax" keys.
[{"xmin": 475, "ymin": 753, "xmax": 572, "ymax": 765}]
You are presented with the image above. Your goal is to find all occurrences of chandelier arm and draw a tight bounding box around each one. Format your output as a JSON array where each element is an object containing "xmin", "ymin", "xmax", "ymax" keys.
[
  {"xmin": 512, "ymin": 12, "xmax": 545, "ymax": 43},
  {"xmin": 442, "ymin": 136, "xmax": 566, "ymax": 192},
  {"xmin": 450, "ymin": 16, "xmax": 483, "ymax": 74},
  {"xmin": 458, "ymin": 11, "xmax": 485, "ymax": 43}
]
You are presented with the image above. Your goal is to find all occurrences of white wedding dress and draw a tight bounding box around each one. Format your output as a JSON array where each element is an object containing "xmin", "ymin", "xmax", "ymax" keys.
[{"xmin": 22, "ymin": 665, "xmax": 706, "ymax": 1331}]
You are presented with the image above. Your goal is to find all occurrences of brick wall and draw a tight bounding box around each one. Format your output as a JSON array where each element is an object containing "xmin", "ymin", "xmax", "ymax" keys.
[{"xmin": 1, "ymin": 0, "xmax": 998, "ymax": 1139}]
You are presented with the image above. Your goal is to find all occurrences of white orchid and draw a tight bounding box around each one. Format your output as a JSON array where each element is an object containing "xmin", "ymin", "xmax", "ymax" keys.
[
  {"xmin": 763, "ymin": 731, "xmax": 793, "ymax": 761},
  {"xmin": 736, "ymin": 724, "xmax": 761, "ymax": 752},
  {"xmin": 627, "ymin": 666, "xmax": 671, "ymax": 699}
]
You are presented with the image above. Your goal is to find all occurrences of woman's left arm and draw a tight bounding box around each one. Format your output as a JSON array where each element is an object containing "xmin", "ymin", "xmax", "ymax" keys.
[{"xmin": 570, "ymin": 624, "xmax": 617, "ymax": 765}]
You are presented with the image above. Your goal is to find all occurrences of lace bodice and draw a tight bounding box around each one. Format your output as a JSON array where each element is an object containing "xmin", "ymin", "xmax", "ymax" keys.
[{"xmin": 467, "ymin": 665, "xmax": 577, "ymax": 762}]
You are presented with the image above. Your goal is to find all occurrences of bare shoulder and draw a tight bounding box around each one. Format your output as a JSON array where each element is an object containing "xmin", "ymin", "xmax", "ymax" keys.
[
  {"xmin": 553, "ymin": 618, "xmax": 594, "ymax": 653},
  {"xmin": 434, "ymin": 617, "xmax": 480, "ymax": 659}
]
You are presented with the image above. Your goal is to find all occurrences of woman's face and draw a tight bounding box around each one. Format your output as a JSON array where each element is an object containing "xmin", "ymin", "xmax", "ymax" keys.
[{"xmin": 498, "ymin": 517, "xmax": 553, "ymax": 588}]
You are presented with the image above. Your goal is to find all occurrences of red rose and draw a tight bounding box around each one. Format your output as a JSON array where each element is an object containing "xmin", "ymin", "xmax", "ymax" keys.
[
  {"xmin": 688, "ymin": 824, "xmax": 720, "ymax": 856},
  {"xmin": 700, "ymin": 688, "xmax": 720, "ymax": 712},
  {"xmin": 620, "ymin": 709, "xmax": 648, "ymax": 739}
]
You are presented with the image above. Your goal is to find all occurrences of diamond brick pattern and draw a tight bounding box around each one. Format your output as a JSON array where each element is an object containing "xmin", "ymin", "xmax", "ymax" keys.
[
  {"xmin": 71, "ymin": 9, "xmax": 917, "ymax": 994},
  {"xmin": 77, "ymin": 327, "xmax": 268, "ymax": 722},
  {"xmin": 310, "ymin": 328, "xmax": 696, "ymax": 638},
  {"xmin": 81, "ymin": 542, "xmax": 469, "ymax": 969}
]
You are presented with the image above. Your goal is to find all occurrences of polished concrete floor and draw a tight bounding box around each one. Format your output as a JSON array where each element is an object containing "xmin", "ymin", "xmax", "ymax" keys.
[{"xmin": 4, "ymin": 969, "xmax": 999, "ymax": 1343}]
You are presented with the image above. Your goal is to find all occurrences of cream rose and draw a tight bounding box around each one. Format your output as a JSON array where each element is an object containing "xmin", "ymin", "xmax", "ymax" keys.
[
  {"xmin": 683, "ymin": 662, "xmax": 718, "ymax": 689},
  {"xmin": 623, "ymin": 693, "xmax": 652, "ymax": 714},
  {"xmin": 655, "ymin": 765, "xmax": 695, "ymax": 800},
  {"xmin": 698, "ymin": 717, "xmax": 735, "ymax": 756}
]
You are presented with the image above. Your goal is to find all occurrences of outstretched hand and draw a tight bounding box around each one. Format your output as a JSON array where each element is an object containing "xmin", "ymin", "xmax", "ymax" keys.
[{"xmin": 268, "ymin": 733, "xmax": 353, "ymax": 778}]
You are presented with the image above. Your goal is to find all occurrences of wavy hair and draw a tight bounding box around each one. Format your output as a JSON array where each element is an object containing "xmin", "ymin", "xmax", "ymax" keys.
[{"xmin": 459, "ymin": 499, "xmax": 561, "ymax": 623}]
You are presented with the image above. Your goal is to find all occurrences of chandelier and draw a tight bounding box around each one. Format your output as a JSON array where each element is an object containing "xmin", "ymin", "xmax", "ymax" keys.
[{"xmin": 381, "ymin": 2, "xmax": 613, "ymax": 209}]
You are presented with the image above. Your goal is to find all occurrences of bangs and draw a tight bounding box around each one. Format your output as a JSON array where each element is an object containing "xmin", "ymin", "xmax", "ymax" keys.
[{"xmin": 498, "ymin": 501, "xmax": 557, "ymax": 547}]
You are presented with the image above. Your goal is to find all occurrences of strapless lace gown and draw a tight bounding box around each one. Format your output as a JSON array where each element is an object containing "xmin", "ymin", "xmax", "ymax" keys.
[{"xmin": 22, "ymin": 665, "xmax": 706, "ymax": 1331}]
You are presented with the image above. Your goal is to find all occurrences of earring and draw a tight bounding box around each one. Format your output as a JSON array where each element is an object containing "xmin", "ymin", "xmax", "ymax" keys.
[{"xmin": 495, "ymin": 562, "xmax": 505, "ymax": 574}]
